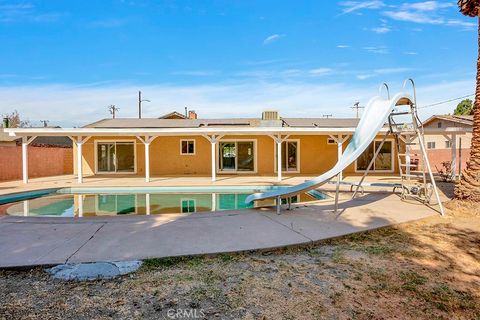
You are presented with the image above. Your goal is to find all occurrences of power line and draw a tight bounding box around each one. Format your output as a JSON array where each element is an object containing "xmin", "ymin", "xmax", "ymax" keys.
[{"xmin": 418, "ymin": 94, "xmax": 474, "ymax": 109}]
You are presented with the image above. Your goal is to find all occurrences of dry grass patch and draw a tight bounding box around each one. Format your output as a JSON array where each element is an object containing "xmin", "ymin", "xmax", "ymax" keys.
[{"xmin": 1, "ymin": 203, "xmax": 479, "ymax": 319}]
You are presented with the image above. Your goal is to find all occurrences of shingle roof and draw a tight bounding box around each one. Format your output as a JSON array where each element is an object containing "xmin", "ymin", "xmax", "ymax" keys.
[
  {"xmin": 84, "ymin": 118, "xmax": 256, "ymax": 128},
  {"xmin": 158, "ymin": 111, "xmax": 186, "ymax": 119},
  {"xmin": 423, "ymin": 115, "xmax": 473, "ymax": 127},
  {"xmin": 282, "ymin": 118, "xmax": 360, "ymax": 128}
]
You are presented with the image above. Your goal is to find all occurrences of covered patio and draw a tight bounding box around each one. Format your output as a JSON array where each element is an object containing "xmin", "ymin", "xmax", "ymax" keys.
[
  {"xmin": 6, "ymin": 126, "xmax": 363, "ymax": 185},
  {"xmin": 4, "ymin": 126, "xmax": 471, "ymax": 187}
]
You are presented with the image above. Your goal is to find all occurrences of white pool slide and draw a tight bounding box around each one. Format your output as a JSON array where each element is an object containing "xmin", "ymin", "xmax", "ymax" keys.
[{"xmin": 245, "ymin": 92, "xmax": 414, "ymax": 204}]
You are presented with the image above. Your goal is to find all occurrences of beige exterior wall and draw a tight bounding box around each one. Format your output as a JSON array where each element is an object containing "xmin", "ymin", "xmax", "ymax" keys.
[
  {"xmin": 417, "ymin": 119, "xmax": 472, "ymax": 150},
  {"xmin": 73, "ymin": 134, "xmax": 400, "ymax": 177}
]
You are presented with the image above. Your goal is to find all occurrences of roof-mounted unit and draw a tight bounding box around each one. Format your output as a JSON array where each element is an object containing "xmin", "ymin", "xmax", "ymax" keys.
[{"xmin": 262, "ymin": 111, "xmax": 279, "ymax": 121}]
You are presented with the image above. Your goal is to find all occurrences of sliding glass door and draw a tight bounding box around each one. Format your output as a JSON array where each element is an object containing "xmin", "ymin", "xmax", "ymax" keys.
[
  {"xmin": 356, "ymin": 140, "xmax": 393, "ymax": 171},
  {"xmin": 97, "ymin": 141, "xmax": 135, "ymax": 173},
  {"xmin": 281, "ymin": 141, "xmax": 298, "ymax": 172},
  {"xmin": 219, "ymin": 141, "xmax": 255, "ymax": 172}
]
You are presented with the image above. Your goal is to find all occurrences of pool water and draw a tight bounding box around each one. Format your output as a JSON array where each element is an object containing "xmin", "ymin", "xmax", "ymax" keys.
[{"xmin": 0, "ymin": 187, "xmax": 328, "ymax": 218}]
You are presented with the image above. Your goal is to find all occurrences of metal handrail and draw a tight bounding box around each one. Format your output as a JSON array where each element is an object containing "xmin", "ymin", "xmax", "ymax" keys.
[
  {"xmin": 378, "ymin": 83, "xmax": 390, "ymax": 100},
  {"xmin": 402, "ymin": 78, "xmax": 417, "ymax": 106}
]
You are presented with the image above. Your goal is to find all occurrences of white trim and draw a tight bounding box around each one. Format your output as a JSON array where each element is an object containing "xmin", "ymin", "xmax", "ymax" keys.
[
  {"xmin": 180, "ymin": 198, "xmax": 196, "ymax": 213},
  {"xmin": 354, "ymin": 138, "xmax": 395, "ymax": 173},
  {"xmin": 216, "ymin": 139, "xmax": 257, "ymax": 174},
  {"xmin": 93, "ymin": 139, "xmax": 137, "ymax": 174},
  {"xmin": 273, "ymin": 139, "xmax": 301, "ymax": 174},
  {"xmin": 180, "ymin": 139, "xmax": 196, "ymax": 155},
  {"xmin": 6, "ymin": 126, "xmax": 471, "ymax": 139}
]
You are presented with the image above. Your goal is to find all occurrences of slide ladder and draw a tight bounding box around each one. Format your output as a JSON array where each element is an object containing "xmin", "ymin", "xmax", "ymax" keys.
[
  {"xmin": 246, "ymin": 79, "xmax": 445, "ymax": 216},
  {"xmin": 352, "ymin": 80, "xmax": 444, "ymax": 215}
]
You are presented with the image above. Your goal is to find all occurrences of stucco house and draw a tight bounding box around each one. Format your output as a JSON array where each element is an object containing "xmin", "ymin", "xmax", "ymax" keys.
[{"xmin": 412, "ymin": 115, "xmax": 473, "ymax": 178}]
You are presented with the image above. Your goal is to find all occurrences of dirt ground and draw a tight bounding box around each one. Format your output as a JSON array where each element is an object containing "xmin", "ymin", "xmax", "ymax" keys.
[{"xmin": 1, "ymin": 201, "xmax": 479, "ymax": 320}]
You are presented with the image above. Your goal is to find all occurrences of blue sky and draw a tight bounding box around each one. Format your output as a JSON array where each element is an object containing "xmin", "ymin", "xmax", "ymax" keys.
[{"xmin": 0, "ymin": 0, "xmax": 477, "ymax": 126}]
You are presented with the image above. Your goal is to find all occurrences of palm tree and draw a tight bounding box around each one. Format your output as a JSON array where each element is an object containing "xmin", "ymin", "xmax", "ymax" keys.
[{"xmin": 455, "ymin": 0, "xmax": 480, "ymax": 201}]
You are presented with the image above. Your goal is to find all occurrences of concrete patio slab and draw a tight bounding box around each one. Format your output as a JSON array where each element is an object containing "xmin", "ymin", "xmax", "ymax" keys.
[
  {"xmin": 0, "ymin": 192, "xmax": 439, "ymax": 268},
  {"xmin": 0, "ymin": 222, "xmax": 102, "ymax": 267}
]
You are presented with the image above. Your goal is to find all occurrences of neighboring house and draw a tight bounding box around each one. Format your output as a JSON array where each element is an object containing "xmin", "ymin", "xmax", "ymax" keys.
[
  {"xmin": 0, "ymin": 127, "xmax": 73, "ymax": 181},
  {"xmin": 158, "ymin": 110, "xmax": 198, "ymax": 120},
  {"xmin": 413, "ymin": 115, "xmax": 473, "ymax": 177}
]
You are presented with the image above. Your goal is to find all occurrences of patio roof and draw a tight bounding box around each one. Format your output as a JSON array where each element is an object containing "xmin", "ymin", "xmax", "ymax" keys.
[
  {"xmin": 5, "ymin": 126, "xmax": 365, "ymax": 137},
  {"xmin": 4, "ymin": 125, "xmax": 471, "ymax": 137}
]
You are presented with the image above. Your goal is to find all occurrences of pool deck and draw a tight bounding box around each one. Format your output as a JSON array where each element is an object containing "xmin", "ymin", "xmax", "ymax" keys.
[{"xmin": 0, "ymin": 175, "xmax": 448, "ymax": 268}]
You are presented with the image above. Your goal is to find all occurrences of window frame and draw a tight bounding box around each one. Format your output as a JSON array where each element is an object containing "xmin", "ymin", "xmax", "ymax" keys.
[
  {"xmin": 427, "ymin": 141, "xmax": 436, "ymax": 149},
  {"xmin": 180, "ymin": 198, "xmax": 196, "ymax": 213},
  {"xmin": 180, "ymin": 139, "xmax": 196, "ymax": 155}
]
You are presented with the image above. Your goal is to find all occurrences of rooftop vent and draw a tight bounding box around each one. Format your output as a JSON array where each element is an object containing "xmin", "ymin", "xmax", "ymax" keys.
[{"xmin": 262, "ymin": 111, "xmax": 279, "ymax": 121}]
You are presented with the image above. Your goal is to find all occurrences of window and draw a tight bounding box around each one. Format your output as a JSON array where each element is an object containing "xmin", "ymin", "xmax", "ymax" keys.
[
  {"xmin": 437, "ymin": 122, "xmax": 442, "ymax": 128},
  {"xmin": 96, "ymin": 141, "xmax": 135, "ymax": 173},
  {"xmin": 427, "ymin": 142, "xmax": 436, "ymax": 149},
  {"xmin": 181, "ymin": 199, "xmax": 196, "ymax": 213},
  {"xmin": 219, "ymin": 141, "xmax": 255, "ymax": 172},
  {"xmin": 445, "ymin": 140, "xmax": 452, "ymax": 148},
  {"xmin": 181, "ymin": 140, "xmax": 195, "ymax": 155},
  {"xmin": 356, "ymin": 140, "xmax": 393, "ymax": 171},
  {"xmin": 327, "ymin": 138, "xmax": 336, "ymax": 145}
]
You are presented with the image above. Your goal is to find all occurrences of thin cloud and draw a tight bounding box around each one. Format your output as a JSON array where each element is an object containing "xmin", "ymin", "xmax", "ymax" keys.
[
  {"xmin": 371, "ymin": 26, "xmax": 391, "ymax": 33},
  {"xmin": 383, "ymin": 11, "xmax": 443, "ymax": 24},
  {"xmin": 400, "ymin": 1, "xmax": 453, "ymax": 11},
  {"xmin": 0, "ymin": 3, "xmax": 64, "ymax": 23},
  {"xmin": 356, "ymin": 67, "xmax": 414, "ymax": 80},
  {"xmin": 309, "ymin": 68, "xmax": 333, "ymax": 76},
  {"xmin": 263, "ymin": 34, "xmax": 284, "ymax": 45},
  {"xmin": 356, "ymin": 74, "xmax": 374, "ymax": 80},
  {"xmin": 363, "ymin": 46, "xmax": 389, "ymax": 54},
  {"xmin": 336, "ymin": 44, "xmax": 350, "ymax": 48},
  {"xmin": 339, "ymin": 1, "xmax": 385, "ymax": 14},
  {"xmin": 337, "ymin": 1, "xmax": 474, "ymax": 30},
  {"xmin": 384, "ymin": 10, "xmax": 475, "ymax": 28}
]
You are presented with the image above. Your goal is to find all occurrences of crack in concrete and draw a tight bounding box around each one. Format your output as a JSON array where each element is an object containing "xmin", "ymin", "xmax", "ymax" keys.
[
  {"xmin": 64, "ymin": 223, "xmax": 106, "ymax": 264},
  {"xmin": 260, "ymin": 213, "xmax": 314, "ymax": 242},
  {"xmin": 30, "ymin": 223, "xmax": 101, "ymax": 265}
]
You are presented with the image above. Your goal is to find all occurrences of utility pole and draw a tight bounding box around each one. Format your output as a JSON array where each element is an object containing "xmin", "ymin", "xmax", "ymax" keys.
[
  {"xmin": 323, "ymin": 114, "xmax": 333, "ymax": 119},
  {"xmin": 108, "ymin": 105, "xmax": 120, "ymax": 119},
  {"xmin": 138, "ymin": 91, "xmax": 151, "ymax": 119},
  {"xmin": 351, "ymin": 102, "xmax": 365, "ymax": 119}
]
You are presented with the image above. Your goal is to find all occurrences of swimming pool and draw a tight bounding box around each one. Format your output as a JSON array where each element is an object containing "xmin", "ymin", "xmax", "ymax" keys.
[{"xmin": 0, "ymin": 186, "xmax": 328, "ymax": 218}]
